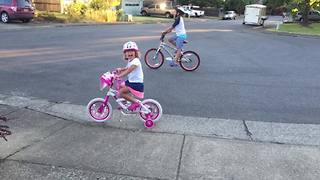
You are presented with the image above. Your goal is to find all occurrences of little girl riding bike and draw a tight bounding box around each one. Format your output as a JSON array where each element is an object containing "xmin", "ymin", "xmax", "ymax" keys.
[
  {"xmin": 116, "ymin": 41, "xmax": 144, "ymax": 112},
  {"xmin": 87, "ymin": 41, "xmax": 162, "ymax": 128}
]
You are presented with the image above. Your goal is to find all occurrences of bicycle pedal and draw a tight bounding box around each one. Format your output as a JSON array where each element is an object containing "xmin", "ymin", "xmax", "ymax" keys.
[{"xmin": 121, "ymin": 110, "xmax": 136, "ymax": 115}]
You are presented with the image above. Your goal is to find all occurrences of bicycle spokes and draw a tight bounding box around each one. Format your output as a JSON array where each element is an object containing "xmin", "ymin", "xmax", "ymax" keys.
[
  {"xmin": 98, "ymin": 104, "xmax": 105, "ymax": 113},
  {"xmin": 179, "ymin": 51, "xmax": 200, "ymax": 71}
]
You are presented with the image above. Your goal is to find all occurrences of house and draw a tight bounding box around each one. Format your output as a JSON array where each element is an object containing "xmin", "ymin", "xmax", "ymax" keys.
[{"xmin": 121, "ymin": 0, "xmax": 144, "ymax": 15}]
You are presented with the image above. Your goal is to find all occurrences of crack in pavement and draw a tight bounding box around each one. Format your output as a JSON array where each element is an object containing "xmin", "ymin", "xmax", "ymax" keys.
[
  {"xmin": 242, "ymin": 120, "xmax": 253, "ymax": 141},
  {"xmin": 176, "ymin": 135, "xmax": 186, "ymax": 180}
]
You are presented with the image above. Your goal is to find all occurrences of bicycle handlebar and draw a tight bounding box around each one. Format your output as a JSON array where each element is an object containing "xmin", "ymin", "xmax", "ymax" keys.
[{"xmin": 160, "ymin": 33, "xmax": 166, "ymax": 42}]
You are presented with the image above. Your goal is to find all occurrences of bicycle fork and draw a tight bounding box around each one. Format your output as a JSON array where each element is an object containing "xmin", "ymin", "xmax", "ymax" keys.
[{"xmin": 98, "ymin": 88, "xmax": 117, "ymax": 113}]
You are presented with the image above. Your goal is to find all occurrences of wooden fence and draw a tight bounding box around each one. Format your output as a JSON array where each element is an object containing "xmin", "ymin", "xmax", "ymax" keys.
[{"xmin": 33, "ymin": 0, "xmax": 63, "ymax": 12}]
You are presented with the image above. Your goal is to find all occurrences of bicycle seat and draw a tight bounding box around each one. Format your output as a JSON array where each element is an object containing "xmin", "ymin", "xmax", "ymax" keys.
[{"xmin": 183, "ymin": 40, "xmax": 188, "ymax": 44}]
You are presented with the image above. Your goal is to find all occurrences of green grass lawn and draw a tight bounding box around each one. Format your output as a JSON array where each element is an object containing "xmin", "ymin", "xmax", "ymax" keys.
[
  {"xmin": 276, "ymin": 23, "xmax": 320, "ymax": 36},
  {"xmin": 35, "ymin": 11, "xmax": 68, "ymax": 23},
  {"xmin": 132, "ymin": 16, "xmax": 173, "ymax": 23},
  {"xmin": 133, "ymin": 15, "xmax": 220, "ymax": 23}
]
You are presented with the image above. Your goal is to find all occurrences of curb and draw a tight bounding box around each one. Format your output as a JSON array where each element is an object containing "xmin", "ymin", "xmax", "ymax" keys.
[
  {"xmin": 0, "ymin": 93, "xmax": 319, "ymax": 146},
  {"xmin": 251, "ymin": 22, "xmax": 320, "ymax": 38},
  {"xmin": 264, "ymin": 30, "xmax": 320, "ymax": 38},
  {"xmin": 0, "ymin": 17, "xmax": 211, "ymax": 31}
]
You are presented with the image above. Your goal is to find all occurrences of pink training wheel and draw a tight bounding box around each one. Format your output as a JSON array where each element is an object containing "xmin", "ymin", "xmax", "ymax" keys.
[{"xmin": 144, "ymin": 120, "xmax": 154, "ymax": 129}]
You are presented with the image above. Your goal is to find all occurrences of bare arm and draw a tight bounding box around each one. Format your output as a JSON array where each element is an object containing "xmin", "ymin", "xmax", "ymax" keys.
[
  {"xmin": 117, "ymin": 65, "xmax": 137, "ymax": 78},
  {"xmin": 163, "ymin": 27, "xmax": 174, "ymax": 34},
  {"xmin": 163, "ymin": 17, "xmax": 180, "ymax": 35},
  {"xmin": 116, "ymin": 67, "xmax": 127, "ymax": 73}
]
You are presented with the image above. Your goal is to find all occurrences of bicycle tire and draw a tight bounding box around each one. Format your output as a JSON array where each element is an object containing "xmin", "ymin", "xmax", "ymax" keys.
[
  {"xmin": 144, "ymin": 48, "xmax": 164, "ymax": 69},
  {"xmin": 87, "ymin": 98, "xmax": 112, "ymax": 122},
  {"xmin": 179, "ymin": 51, "xmax": 200, "ymax": 71},
  {"xmin": 139, "ymin": 99, "xmax": 162, "ymax": 122}
]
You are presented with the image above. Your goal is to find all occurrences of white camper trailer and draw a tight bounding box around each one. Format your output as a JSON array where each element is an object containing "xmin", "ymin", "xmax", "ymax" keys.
[{"xmin": 243, "ymin": 4, "xmax": 268, "ymax": 26}]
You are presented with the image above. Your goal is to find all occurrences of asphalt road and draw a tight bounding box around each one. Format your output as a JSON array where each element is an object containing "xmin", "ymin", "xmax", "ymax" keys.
[{"xmin": 1, "ymin": 19, "xmax": 320, "ymax": 124}]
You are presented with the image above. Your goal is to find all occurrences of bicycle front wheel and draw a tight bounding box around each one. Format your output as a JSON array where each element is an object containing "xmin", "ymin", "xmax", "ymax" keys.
[
  {"xmin": 144, "ymin": 48, "xmax": 164, "ymax": 69},
  {"xmin": 179, "ymin": 51, "xmax": 200, "ymax": 71},
  {"xmin": 87, "ymin": 98, "xmax": 112, "ymax": 122}
]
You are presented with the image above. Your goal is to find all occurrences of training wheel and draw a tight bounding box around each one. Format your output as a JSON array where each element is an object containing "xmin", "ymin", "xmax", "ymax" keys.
[{"xmin": 144, "ymin": 120, "xmax": 154, "ymax": 129}]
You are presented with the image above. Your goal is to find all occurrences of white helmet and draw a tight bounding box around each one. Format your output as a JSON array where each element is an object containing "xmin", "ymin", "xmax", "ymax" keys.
[
  {"xmin": 123, "ymin": 41, "xmax": 139, "ymax": 52},
  {"xmin": 176, "ymin": 7, "xmax": 185, "ymax": 15}
]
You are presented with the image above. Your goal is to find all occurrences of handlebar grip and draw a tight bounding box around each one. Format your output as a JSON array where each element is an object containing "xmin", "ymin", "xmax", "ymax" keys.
[
  {"xmin": 111, "ymin": 69, "xmax": 118, "ymax": 75},
  {"xmin": 160, "ymin": 34, "xmax": 165, "ymax": 41}
]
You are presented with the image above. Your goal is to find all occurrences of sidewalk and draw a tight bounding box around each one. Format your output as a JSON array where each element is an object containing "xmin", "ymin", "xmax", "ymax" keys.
[{"xmin": 0, "ymin": 94, "xmax": 320, "ymax": 180}]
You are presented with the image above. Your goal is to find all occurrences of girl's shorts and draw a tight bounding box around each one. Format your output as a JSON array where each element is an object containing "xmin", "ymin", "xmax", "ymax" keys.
[
  {"xmin": 125, "ymin": 80, "xmax": 144, "ymax": 99},
  {"xmin": 169, "ymin": 34, "xmax": 187, "ymax": 50}
]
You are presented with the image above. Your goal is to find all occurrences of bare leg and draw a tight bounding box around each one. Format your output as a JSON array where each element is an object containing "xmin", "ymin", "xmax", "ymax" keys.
[
  {"xmin": 168, "ymin": 38, "xmax": 176, "ymax": 47},
  {"xmin": 120, "ymin": 87, "xmax": 136, "ymax": 103},
  {"xmin": 175, "ymin": 49, "xmax": 182, "ymax": 63}
]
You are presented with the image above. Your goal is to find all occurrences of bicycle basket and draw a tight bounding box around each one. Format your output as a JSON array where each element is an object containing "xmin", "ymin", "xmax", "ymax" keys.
[{"xmin": 100, "ymin": 72, "xmax": 114, "ymax": 90}]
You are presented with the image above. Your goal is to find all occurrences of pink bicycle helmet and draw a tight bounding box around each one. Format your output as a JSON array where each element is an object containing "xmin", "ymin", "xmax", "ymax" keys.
[{"xmin": 123, "ymin": 41, "xmax": 139, "ymax": 52}]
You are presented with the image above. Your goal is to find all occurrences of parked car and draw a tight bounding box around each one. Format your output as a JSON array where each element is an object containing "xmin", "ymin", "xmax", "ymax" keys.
[
  {"xmin": 182, "ymin": 5, "xmax": 204, "ymax": 17},
  {"xmin": 295, "ymin": 10, "xmax": 320, "ymax": 22},
  {"xmin": 141, "ymin": 3, "xmax": 175, "ymax": 18},
  {"xmin": 0, "ymin": 0, "xmax": 34, "ymax": 23},
  {"xmin": 223, "ymin": 11, "xmax": 237, "ymax": 20}
]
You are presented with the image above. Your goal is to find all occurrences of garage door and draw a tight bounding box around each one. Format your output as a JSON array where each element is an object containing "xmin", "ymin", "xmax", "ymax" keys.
[{"xmin": 123, "ymin": 0, "xmax": 142, "ymax": 15}]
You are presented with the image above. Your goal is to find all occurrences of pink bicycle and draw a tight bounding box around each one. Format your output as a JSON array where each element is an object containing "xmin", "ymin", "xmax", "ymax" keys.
[{"xmin": 87, "ymin": 70, "xmax": 162, "ymax": 128}]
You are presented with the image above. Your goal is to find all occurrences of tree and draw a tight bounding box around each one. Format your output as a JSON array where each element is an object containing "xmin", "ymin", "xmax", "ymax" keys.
[
  {"xmin": 224, "ymin": 0, "xmax": 255, "ymax": 14},
  {"xmin": 264, "ymin": 0, "xmax": 320, "ymax": 24},
  {"xmin": 263, "ymin": 0, "xmax": 291, "ymax": 14},
  {"xmin": 290, "ymin": 0, "xmax": 319, "ymax": 25}
]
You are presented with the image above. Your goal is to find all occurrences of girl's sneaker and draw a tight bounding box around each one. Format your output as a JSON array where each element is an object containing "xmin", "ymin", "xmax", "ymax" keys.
[
  {"xmin": 169, "ymin": 61, "xmax": 178, "ymax": 67},
  {"xmin": 127, "ymin": 102, "xmax": 141, "ymax": 111}
]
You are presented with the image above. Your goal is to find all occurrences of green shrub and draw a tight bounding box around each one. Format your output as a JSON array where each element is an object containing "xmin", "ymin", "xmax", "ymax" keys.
[
  {"xmin": 35, "ymin": 11, "xmax": 68, "ymax": 23},
  {"xmin": 89, "ymin": 0, "xmax": 120, "ymax": 10},
  {"xmin": 85, "ymin": 9, "xmax": 117, "ymax": 22},
  {"xmin": 66, "ymin": 2, "xmax": 88, "ymax": 18},
  {"xmin": 117, "ymin": 9, "xmax": 124, "ymax": 21}
]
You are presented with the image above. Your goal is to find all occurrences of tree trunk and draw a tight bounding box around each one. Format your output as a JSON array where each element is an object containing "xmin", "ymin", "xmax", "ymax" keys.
[{"xmin": 302, "ymin": 0, "xmax": 310, "ymax": 26}]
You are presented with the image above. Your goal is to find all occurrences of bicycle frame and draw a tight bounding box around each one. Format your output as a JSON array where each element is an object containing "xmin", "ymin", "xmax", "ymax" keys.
[
  {"xmin": 156, "ymin": 41, "xmax": 177, "ymax": 59},
  {"xmin": 101, "ymin": 76, "xmax": 152, "ymax": 114},
  {"xmin": 156, "ymin": 40, "xmax": 191, "ymax": 63}
]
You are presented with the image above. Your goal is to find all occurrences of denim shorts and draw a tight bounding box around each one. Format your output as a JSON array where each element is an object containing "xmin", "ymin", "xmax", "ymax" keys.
[{"xmin": 169, "ymin": 34, "xmax": 187, "ymax": 50}]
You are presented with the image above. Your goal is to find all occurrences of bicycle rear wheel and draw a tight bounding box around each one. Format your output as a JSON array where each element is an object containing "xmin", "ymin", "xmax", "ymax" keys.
[
  {"xmin": 139, "ymin": 99, "xmax": 162, "ymax": 123},
  {"xmin": 144, "ymin": 48, "xmax": 164, "ymax": 69},
  {"xmin": 179, "ymin": 51, "xmax": 200, "ymax": 71}
]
